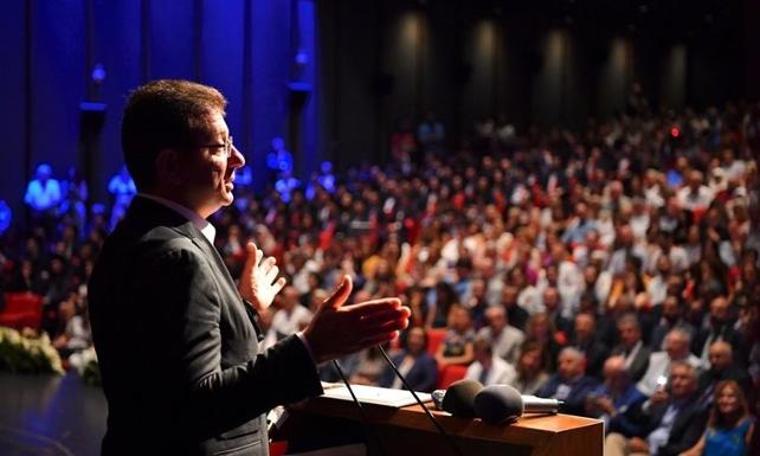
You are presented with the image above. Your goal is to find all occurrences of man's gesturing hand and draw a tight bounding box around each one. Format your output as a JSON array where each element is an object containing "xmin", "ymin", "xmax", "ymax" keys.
[
  {"xmin": 239, "ymin": 241, "xmax": 286, "ymax": 311},
  {"xmin": 303, "ymin": 275, "xmax": 411, "ymax": 364}
]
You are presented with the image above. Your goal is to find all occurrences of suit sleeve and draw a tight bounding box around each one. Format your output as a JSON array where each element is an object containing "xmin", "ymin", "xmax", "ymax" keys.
[
  {"xmin": 144, "ymin": 242, "xmax": 323, "ymax": 436},
  {"xmin": 656, "ymin": 409, "xmax": 708, "ymax": 456}
]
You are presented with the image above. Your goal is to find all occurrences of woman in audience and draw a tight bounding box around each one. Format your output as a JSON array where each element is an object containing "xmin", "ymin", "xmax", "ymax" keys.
[
  {"xmin": 512, "ymin": 341, "xmax": 549, "ymax": 395},
  {"xmin": 379, "ymin": 327, "xmax": 438, "ymax": 392},
  {"xmin": 682, "ymin": 380, "xmax": 754, "ymax": 456},
  {"xmin": 434, "ymin": 303, "xmax": 475, "ymax": 368}
]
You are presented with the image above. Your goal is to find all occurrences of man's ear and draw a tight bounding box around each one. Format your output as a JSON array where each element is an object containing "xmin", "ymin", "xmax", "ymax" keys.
[{"xmin": 155, "ymin": 148, "xmax": 182, "ymax": 186}]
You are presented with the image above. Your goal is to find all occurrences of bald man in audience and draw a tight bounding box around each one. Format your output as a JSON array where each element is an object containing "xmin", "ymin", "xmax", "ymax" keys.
[
  {"xmin": 476, "ymin": 305, "xmax": 524, "ymax": 365},
  {"xmin": 587, "ymin": 356, "xmax": 646, "ymax": 435},
  {"xmin": 536, "ymin": 347, "xmax": 598, "ymax": 417},
  {"xmin": 637, "ymin": 328, "xmax": 702, "ymax": 397},
  {"xmin": 696, "ymin": 340, "xmax": 751, "ymax": 406}
]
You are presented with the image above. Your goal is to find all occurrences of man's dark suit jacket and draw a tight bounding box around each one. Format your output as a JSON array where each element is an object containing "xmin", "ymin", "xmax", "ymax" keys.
[
  {"xmin": 535, "ymin": 374, "xmax": 598, "ymax": 417},
  {"xmin": 611, "ymin": 342, "xmax": 651, "ymax": 383},
  {"xmin": 624, "ymin": 395, "xmax": 707, "ymax": 456},
  {"xmin": 89, "ymin": 197, "xmax": 323, "ymax": 455}
]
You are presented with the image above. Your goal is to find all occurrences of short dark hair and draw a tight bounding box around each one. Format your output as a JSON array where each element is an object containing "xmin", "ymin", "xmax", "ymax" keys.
[{"xmin": 121, "ymin": 80, "xmax": 227, "ymax": 189}]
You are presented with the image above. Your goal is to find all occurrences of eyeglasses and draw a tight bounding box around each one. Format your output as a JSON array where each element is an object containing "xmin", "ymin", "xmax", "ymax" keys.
[{"xmin": 202, "ymin": 136, "xmax": 234, "ymax": 157}]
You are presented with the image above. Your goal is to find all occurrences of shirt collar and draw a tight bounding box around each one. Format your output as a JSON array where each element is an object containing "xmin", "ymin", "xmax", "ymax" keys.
[{"xmin": 138, "ymin": 193, "xmax": 216, "ymax": 244}]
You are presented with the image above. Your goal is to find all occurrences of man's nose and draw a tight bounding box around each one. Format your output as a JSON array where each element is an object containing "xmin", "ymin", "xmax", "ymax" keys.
[{"xmin": 230, "ymin": 145, "xmax": 245, "ymax": 168}]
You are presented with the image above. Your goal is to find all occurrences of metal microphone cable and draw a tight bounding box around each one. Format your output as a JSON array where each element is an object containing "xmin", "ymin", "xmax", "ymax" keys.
[{"xmin": 377, "ymin": 345, "xmax": 464, "ymax": 456}]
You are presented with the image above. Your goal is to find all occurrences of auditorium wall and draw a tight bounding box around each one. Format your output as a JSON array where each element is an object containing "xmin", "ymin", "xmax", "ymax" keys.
[
  {"xmin": 317, "ymin": 0, "xmax": 751, "ymax": 167},
  {"xmin": 0, "ymin": 0, "xmax": 319, "ymax": 219}
]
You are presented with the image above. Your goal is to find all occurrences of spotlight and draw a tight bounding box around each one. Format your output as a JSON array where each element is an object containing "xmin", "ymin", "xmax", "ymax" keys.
[{"xmin": 670, "ymin": 127, "xmax": 680, "ymax": 138}]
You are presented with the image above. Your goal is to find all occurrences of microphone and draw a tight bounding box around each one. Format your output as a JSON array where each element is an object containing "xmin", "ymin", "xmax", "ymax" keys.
[
  {"xmin": 431, "ymin": 379, "xmax": 484, "ymax": 418},
  {"xmin": 474, "ymin": 384, "xmax": 563, "ymax": 424}
]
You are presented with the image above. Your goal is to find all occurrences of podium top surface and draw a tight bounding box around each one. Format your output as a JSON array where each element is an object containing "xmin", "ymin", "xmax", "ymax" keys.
[{"xmin": 302, "ymin": 393, "xmax": 602, "ymax": 447}]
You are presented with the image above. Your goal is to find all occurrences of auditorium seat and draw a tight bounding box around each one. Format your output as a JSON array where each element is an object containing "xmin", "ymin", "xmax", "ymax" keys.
[
  {"xmin": 426, "ymin": 328, "xmax": 447, "ymax": 355},
  {"xmin": 0, "ymin": 292, "xmax": 43, "ymax": 330},
  {"xmin": 437, "ymin": 364, "xmax": 467, "ymax": 389}
]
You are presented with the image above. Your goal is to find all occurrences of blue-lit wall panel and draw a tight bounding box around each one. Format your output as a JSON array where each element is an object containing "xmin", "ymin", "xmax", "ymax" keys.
[
  {"xmin": 31, "ymin": 0, "xmax": 84, "ymax": 183},
  {"xmin": 250, "ymin": 0, "xmax": 291, "ymax": 189},
  {"xmin": 0, "ymin": 0, "xmax": 321, "ymax": 216},
  {"xmin": 0, "ymin": 0, "xmax": 27, "ymax": 214},
  {"xmin": 93, "ymin": 0, "xmax": 142, "ymax": 204},
  {"xmin": 149, "ymin": 0, "xmax": 195, "ymax": 80}
]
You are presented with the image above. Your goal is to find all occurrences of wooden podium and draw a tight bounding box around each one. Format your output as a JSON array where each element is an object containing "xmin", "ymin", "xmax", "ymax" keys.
[{"xmin": 279, "ymin": 392, "xmax": 603, "ymax": 455}]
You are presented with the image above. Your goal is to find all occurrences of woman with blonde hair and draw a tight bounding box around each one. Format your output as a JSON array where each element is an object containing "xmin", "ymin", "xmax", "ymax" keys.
[{"xmin": 682, "ymin": 380, "xmax": 754, "ymax": 455}]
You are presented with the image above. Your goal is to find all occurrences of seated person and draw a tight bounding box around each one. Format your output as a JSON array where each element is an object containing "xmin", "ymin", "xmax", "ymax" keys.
[
  {"xmin": 53, "ymin": 291, "xmax": 91, "ymax": 360},
  {"xmin": 465, "ymin": 335, "xmax": 517, "ymax": 386},
  {"xmin": 610, "ymin": 313, "xmax": 651, "ymax": 383},
  {"xmin": 434, "ymin": 303, "xmax": 475, "ymax": 367},
  {"xmin": 379, "ymin": 327, "xmax": 438, "ymax": 392},
  {"xmin": 692, "ymin": 295, "xmax": 743, "ymax": 366},
  {"xmin": 536, "ymin": 347, "xmax": 598, "ymax": 417},
  {"xmin": 263, "ymin": 286, "xmax": 313, "ymax": 348},
  {"xmin": 477, "ymin": 305, "xmax": 524, "ymax": 365},
  {"xmin": 696, "ymin": 340, "xmax": 752, "ymax": 407},
  {"xmin": 350, "ymin": 346, "xmax": 386, "ymax": 386},
  {"xmin": 682, "ymin": 380, "xmax": 755, "ymax": 456},
  {"xmin": 637, "ymin": 328, "xmax": 702, "ymax": 397},
  {"xmin": 587, "ymin": 356, "xmax": 647, "ymax": 436},
  {"xmin": 512, "ymin": 341, "xmax": 550, "ymax": 395},
  {"xmin": 569, "ymin": 312, "xmax": 609, "ymax": 379},
  {"xmin": 605, "ymin": 362, "xmax": 707, "ymax": 456}
]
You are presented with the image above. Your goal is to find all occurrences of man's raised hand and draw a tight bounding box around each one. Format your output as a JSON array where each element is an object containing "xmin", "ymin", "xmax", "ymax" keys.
[
  {"xmin": 303, "ymin": 275, "xmax": 411, "ymax": 364},
  {"xmin": 239, "ymin": 241, "xmax": 286, "ymax": 311}
]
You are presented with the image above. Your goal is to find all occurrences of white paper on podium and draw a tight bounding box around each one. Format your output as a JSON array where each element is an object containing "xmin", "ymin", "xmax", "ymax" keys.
[{"xmin": 321, "ymin": 383, "xmax": 433, "ymax": 408}]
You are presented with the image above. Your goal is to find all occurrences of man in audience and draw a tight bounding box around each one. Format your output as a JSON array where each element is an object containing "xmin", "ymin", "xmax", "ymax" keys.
[
  {"xmin": 570, "ymin": 312, "xmax": 609, "ymax": 378},
  {"xmin": 587, "ymin": 356, "xmax": 647, "ymax": 434},
  {"xmin": 692, "ymin": 295, "xmax": 741, "ymax": 366},
  {"xmin": 696, "ymin": 340, "xmax": 751, "ymax": 406},
  {"xmin": 611, "ymin": 313, "xmax": 651, "ymax": 383},
  {"xmin": 536, "ymin": 347, "xmax": 598, "ymax": 417},
  {"xmin": 264, "ymin": 285, "xmax": 313, "ymax": 348},
  {"xmin": 501, "ymin": 284, "xmax": 529, "ymax": 331},
  {"xmin": 649, "ymin": 295, "xmax": 694, "ymax": 350},
  {"xmin": 477, "ymin": 305, "xmax": 524, "ymax": 365},
  {"xmin": 605, "ymin": 362, "xmax": 707, "ymax": 456},
  {"xmin": 465, "ymin": 334, "xmax": 517, "ymax": 386},
  {"xmin": 637, "ymin": 328, "xmax": 702, "ymax": 397},
  {"xmin": 542, "ymin": 286, "xmax": 572, "ymax": 335}
]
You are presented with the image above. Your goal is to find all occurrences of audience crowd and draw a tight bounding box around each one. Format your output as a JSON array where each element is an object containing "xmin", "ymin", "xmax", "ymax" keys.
[{"xmin": 1, "ymin": 99, "xmax": 759, "ymax": 455}]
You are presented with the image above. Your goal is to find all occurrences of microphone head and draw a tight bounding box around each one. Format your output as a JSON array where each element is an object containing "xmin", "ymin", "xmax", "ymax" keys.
[
  {"xmin": 441, "ymin": 379, "xmax": 483, "ymax": 418},
  {"xmin": 474, "ymin": 384, "xmax": 524, "ymax": 424}
]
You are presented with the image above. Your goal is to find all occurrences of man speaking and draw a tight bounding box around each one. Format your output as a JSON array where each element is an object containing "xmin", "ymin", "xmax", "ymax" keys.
[{"xmin": 88, "ymin": 80, "xmax": 410, "ymax": 455}]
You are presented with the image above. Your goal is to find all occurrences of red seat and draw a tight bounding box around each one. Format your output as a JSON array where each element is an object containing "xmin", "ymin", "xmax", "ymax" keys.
[
  {"xmin": 0, "ymin": 292, "xmax": 43, "ymax": 330},
  {"xmin": 437, "ymin": 364, "xmax": 468, "ymax": 389},
  {"xmin": 426, "ymin": 328, "xmax": 447, "ymax": 355}
]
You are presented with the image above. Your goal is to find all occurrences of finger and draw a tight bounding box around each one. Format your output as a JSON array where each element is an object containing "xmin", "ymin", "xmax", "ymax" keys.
[
  {"xmin": 344, "ymin": 298, "xmax": 402, "ymax": 315},
  {"xmin": 357, "ymin": 307, "xmax": 410, "ymax": 328},
  {"xmin": 271, "ymin": 277, "xmax": 287, "ymax": 296},
  {"xmin": 349, "ymin": 331, "xmax": 399, "ymax": 351},
  {"xmin": 322, "ymin": 275, "xmax": 353, "ymax": 310},
  {"xmin": 360, "ymin": 316, "xmax": 409, "ymax": 335},
  {"xmin": 265, "ymin": 265, "xmax": 280, "ymax": 283},
  {"xmin": 261, "ymin": 256, "xmax": 276, "ymax": 274},
  {"xmin": 243, "ymin": 241, "xmax": 258, "ymax": 272}
]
